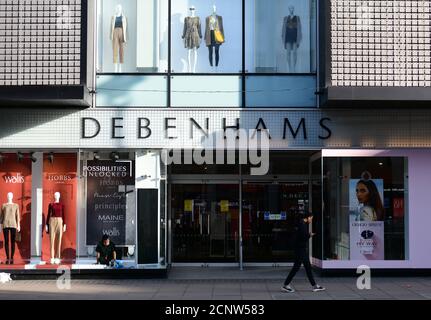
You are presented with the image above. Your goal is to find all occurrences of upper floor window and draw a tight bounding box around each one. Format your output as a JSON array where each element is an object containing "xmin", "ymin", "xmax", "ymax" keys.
[{"xmin": 97, "ymin": 0, "xmax": 168, "ymax": 73}]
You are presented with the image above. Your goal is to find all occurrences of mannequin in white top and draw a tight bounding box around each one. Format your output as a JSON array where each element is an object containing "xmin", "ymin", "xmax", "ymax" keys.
[{"xmin": 110, "ymin": 4, "xmax": 128, "ymax": 73}]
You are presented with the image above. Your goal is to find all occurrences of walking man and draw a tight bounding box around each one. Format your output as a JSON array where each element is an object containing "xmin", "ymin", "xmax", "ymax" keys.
[{"xmin": 282, "ymin": 212, "xmax": 326, "ymax": 293}]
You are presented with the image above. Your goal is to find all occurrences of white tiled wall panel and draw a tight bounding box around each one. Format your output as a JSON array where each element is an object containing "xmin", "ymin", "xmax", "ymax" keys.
[
  {"xmin": 0, "ymin": 0, "xmax": 82, "ymax": 86},
  {"xmin": 331, "ymin": 0, "xmax": 431, "ymax": 87}
]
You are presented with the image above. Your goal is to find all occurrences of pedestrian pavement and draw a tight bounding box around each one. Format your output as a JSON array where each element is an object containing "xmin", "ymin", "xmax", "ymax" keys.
[{"xmin": 0, "ymin": 267, "xmax": 431, "ymax": 300}]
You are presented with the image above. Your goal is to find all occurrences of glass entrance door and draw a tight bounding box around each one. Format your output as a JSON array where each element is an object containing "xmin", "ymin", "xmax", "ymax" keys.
[
  {"xmin": 171, "ymin": 183, "xmax": 239, "ymax": 262},
  {"xmin": 242, "ymin": 182, "xmax": 309, "ymax": 262}
]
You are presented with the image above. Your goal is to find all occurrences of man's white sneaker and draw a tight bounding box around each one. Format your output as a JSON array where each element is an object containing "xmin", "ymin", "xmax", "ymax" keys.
[
  {"xmin": 50, "ymin": 258, "xmax": 55, "ymax": 264},
  {"xmin": 312, "ymin": 285, "xmax": 326, "ymax": 292},
  {"xmin": 54, "ymin": 258, "xmax": 61, "ymax": 265},
  {"xmin": 281, "ymin": 285, "xmax": 295, "ymax": 293}
]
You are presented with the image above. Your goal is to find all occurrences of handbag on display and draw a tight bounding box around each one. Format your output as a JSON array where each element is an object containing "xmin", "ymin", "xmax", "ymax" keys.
[
  {"xmin": 15, "ymin": 231, "xmax": 21, "ymax": 242},
  {"xmin": 215, "ymin": 28, "xmax": 224, "ymax": 43}
]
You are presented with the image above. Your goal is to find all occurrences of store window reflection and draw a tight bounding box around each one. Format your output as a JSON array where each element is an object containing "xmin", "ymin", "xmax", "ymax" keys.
[
  {"xmin": 171, "ymin": 184, "xmax": 239, "ymax": 262},
  {"xmin": 97, "ymin": 0, "xmax": 168, "ymax": 73},
  {"xmin": 323, "ymin": 157, "xmax": 408, "ymax": 261},
  {"xmin": 171, "ymin": 0, "xmax": 242, "ymax": 73},
  {"xmin": 245, "ymin": 0, "xmax": 317, "ymax": 73}
]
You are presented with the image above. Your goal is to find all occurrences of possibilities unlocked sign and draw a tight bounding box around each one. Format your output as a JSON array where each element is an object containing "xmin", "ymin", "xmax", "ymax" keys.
[{"xmin": 84, "ymin": 160, "xmax": 135, "ymax": 245}]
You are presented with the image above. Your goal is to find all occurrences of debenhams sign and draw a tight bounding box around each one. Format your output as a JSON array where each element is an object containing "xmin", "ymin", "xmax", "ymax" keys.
[{"xmin": 81, "ymin": 117, "xmax": 332, "ymax": 141}]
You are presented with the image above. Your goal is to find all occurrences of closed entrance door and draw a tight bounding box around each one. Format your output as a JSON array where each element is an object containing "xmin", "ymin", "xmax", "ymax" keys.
[
  {"xmin": 171, "ymin": 183, "xmax": 239, "ymax": 262},
  {"xmin": 242, "ymin": 182, "xmax": 309, "ymax": 262}
]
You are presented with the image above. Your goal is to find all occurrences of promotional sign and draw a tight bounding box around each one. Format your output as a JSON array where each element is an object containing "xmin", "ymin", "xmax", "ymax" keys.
[
  {"xmin": 0, "ymin": 154, "xmax": 32, "ymax": 263},
  {"xmin": 220, "ymin": 200, "xmax": 229, "ymax": 213},
  {"xmin": 349, "ymin": 218, "xmax": 385, "ymax": 260},
  {"xmin": 263, "ymin": 211, "xmax": 287, "ymax": 221},
  {"xmin": 393, "ymin": 198, "xmax": 404, "ymax": 220},
  {"xmin": 349, "ymin": 178, "xmax": 385, "ymax": 260},
  {"xmin": 42, "ymin": 154, "xmax": 77, "ymax": 262},
  {"xmin": 184, "ymin": 200, "xmax": 193, "ymax": 212},
  {"xmin": 85, "ymin": 160, "xmax": 135, "ymax": 245}
]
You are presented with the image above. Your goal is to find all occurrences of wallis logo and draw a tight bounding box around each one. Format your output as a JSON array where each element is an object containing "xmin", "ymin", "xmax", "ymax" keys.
[{"xmin": 3, "ymin": 173, "xmax": 25, "ymax": 184}]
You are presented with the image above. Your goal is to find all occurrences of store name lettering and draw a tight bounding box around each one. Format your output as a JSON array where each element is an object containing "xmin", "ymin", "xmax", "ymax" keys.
[
  {"xmin": 81, "ymin": 117, "xmax": 332, "ymax": 141},
  {"xmin": 102, "ymin": 227, "xmax": 121, "ymax": 237},
  {"xmin": 98, "ymin": 215, "xmax": 125, "ymax": 222},
  {"xmin": 47, "ymin": 174, "xmax": 72, "ymax": 182},
  {"xmin": 3, "ymin": 174, "xmax": 25, "ymax": 184}
]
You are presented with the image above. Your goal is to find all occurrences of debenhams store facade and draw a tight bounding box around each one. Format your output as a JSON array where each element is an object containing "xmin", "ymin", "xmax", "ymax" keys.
[{"xmin": 1, "ymin": 0, "xmax": 431, "ymax": 275}]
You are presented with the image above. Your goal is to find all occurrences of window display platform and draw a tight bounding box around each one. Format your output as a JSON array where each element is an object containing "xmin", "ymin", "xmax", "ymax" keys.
[{"xmin": 0, "ymin": 262, "xmax": 167, "ymax": 279}]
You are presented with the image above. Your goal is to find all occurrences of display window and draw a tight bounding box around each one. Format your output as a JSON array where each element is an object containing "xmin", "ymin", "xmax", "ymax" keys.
[
  {"xmin": 323, "ymin": 157, "xmax": 408, "ymax": 261},
  {"xmin": 42, "ymin": 153, "xmax": 78, "ymax": 265},
  {"xmin": 245, "ymin": 0, "xmax": 317, "ymax": 73},
  {"xmin": 0, "ymin": 153, "xmax": 32, "ymax": 266},
  {"xmin": 171, "ymin": 0, "xmax": 242, "ymax": 73},
  {"xmin": 97, "ymin": 0, "xmax": 169, "ymax": 73},
  {"xmin": 78, "ymin": 152, "xmax": 136, "ymax": 264}
]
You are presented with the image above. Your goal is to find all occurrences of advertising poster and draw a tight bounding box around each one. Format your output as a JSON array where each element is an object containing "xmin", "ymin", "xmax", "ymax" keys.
[
  {"xmin": 0, "ymin": 154, "xmax": 32, "ymax": 263},
  {"xmin": 85, "ymin": 160, "xmax": 135, "ymax": 245},
  {"xmin": 42, "ymin": 154, "xmax": 77, "ymax": 262},
  {"xmin": 349, "ymin": 178, "xmax": 385, "ymax": 260}
]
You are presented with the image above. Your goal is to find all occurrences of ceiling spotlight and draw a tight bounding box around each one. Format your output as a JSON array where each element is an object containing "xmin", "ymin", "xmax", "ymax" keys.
[
  {"xmin": 93, "ymin": 152, "xmax": 100, "ymax": 161},
  {"xmin": 110, "ymin": 152, "xmax": 120, "ymax": 161},
  {"xmin": 30, "ymin": 152, "xmax": 37, "ymax": 163},
  {"xmin": 48, "ymin": 152, "xmax": 54, "ymax": 164},
  {"xmin": 17, "ymin": 152, "xmax": 24, "ymax": 162}
]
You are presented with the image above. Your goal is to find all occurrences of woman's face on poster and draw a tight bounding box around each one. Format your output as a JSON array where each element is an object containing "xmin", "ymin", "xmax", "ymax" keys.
[{"xmin": 356, "ymin": 182, "xmax": 370, "ymax": 204}]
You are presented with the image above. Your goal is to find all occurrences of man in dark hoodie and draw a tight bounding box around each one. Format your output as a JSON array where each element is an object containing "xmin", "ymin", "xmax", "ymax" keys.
[{"xmin": 281, "ymin": 212, "xmax": 325, "ymax": 293}]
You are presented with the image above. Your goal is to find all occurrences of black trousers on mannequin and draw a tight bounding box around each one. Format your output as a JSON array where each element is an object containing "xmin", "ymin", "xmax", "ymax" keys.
[
  {"xmin": 284, "ymin": 248, "xmax": 316, "ymax": 286},
  {"xmin": 3, "ymin": 228, "xmax": 16, "ymax": 261},
  {"xmin": 208, "ymin": 30, "xmax": 220, "ymax": 67}
]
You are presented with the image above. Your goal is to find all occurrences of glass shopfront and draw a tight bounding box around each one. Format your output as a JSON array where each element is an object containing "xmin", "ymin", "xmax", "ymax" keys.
[
  {"xmin": 171, "ymin": 183, "xmax": 239, "ymax": 262},
  {"xmin": 0, "ymin": 153, "xmax": 32, "ymax": 265},
  {"xmin": 314, "ymin": 155, "xmax": 408, "ymax": 262},
  {"xmin": 169, "ymin": 151, "xmax": 315, "ymax": 264},
  {"xmin": 78, "ymin": 151, "xmax": 137, "ymax": 263},
  {"xmin": 97, "ymin": 0, "xmax": 169, "ymax": 73},
  {"xmin": 242, "ymin": 182, "xmax": 308, "ymax": 262},
  {"xmin": 95, "ymin": 0, "xmax": 318, "ymax": 108},
  {"xmin": 245, "ymin": 0, "xmax": 317, "ymax": 73}
]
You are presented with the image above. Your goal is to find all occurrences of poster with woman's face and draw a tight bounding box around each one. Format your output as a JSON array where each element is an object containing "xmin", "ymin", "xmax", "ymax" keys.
[
  {"xmin": 349, "ymin": 178, "xmax": 385, "ymax": 260},
  {"xmin": 349, "ymin": 179, "xmax": 384, "ymax": 221}
]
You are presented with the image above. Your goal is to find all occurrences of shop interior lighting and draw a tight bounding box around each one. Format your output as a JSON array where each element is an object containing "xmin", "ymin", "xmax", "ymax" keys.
[
  {"xmin": 17, "ymin": 152, "xmax": 24, "ymax": 162},
  {"xmin": 93, "ymin": 152, "xmax": 100, "ymax": 161},
  {"xmin": 30, "ymin": 153, "xmax": 37, "ymax": 163},
  {"xmin": 48, "ymin": 152, "xmax": 54, "ymax": 164},
  {"xmin": 110, "ymin": 152, "xmax": 120, "ymax": 161}
]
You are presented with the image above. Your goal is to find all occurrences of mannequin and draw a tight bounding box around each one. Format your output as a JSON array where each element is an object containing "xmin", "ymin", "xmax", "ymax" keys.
[
  {"xmin": 0, "ymin": 192, "xmax": 20, "ymax": 265},
  {"xmin": 182, "ymin": 6, "xmax": 202, "ymax": 73},
  {"xmin": 46, "ymin": 192, "xmax": 66, "ymax": 264},
  {"xmin": 205, "ymin": 5, "xmax": 224, "ymax": 68},
  {"xmin": 282, "ymin": 5, "xmax": 302, "ymax": 72},
  {"xmin": 110, "ymin": 4, "xmax": 127, "ymax": 73}
]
